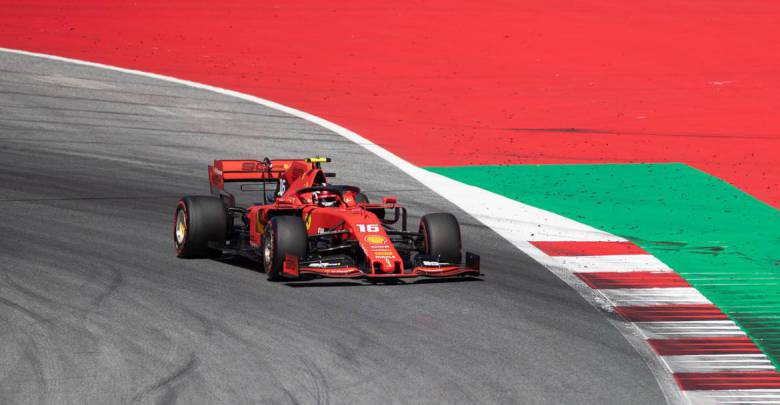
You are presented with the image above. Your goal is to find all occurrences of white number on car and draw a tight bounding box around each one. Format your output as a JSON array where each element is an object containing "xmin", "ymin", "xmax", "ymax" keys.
[{"xmin": 356, "ymin": 224, "xmax": 380, "ymax": 232}]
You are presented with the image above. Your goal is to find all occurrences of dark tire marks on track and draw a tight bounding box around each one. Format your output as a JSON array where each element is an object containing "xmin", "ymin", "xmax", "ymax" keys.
[{"xmin": 0, "ymin": 52, "xmax": 665, "ymax": 404}]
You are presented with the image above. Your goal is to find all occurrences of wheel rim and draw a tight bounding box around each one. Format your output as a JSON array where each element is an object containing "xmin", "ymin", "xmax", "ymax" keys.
[
  {"xmin": 175, "ymin": 209, "xmax": 187, "ymax": 246},
  {"xmin": 263, "ymin": 229, "xmax": 273, "ymax": 272}
]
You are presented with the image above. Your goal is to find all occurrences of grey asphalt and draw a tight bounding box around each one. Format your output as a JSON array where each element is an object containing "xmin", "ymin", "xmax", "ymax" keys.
[{"xmin": 0, "ymin": 52, "xmax": 666, "ymax": 404}]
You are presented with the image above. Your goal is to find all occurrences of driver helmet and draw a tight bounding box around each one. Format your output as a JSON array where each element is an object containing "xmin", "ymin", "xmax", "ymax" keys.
[{"xmin": 312, "ymin": 190, "xmax": 339, "ymax": 207}]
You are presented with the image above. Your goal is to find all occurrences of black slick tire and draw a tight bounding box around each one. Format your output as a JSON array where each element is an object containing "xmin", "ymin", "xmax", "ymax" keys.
[
  {"xmin": 174, "ymin": 196, "xmax": 227, "ymax": 258},
  {"xmin": 419, "ymin": 213, "xmax": 462, "ymax": 264},
  {"xmin": 263, "ymin": 216, "xmax": 308, "ymax": 281}
]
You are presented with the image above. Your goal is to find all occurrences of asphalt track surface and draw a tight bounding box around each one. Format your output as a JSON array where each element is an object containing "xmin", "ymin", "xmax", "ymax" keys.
[{"xmin": 0, "ymin": 52, "xmax": 666, "ymax": 404}]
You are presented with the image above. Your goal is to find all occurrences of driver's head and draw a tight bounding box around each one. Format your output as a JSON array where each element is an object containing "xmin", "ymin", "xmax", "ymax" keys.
[{"xmin": 313, "ymin": 191, "xmax": 339, "ymax": 207}]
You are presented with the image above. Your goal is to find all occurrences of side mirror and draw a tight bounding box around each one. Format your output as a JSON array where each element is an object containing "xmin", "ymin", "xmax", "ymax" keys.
[{"xmin": 383, "ymin": 196, "xmax": 398, "ymax": 205}]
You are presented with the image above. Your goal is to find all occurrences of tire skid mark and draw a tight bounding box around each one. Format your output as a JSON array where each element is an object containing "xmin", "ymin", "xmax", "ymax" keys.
[
  {"xmin": 131, "ymin": 354, "xmax": 200, "ymax": 404},
  {"xmin": 0, "ymin": 296, "xmax": 49, "ymax": 324},
  {"xmin": 90, "ymin": 266, "xmax": 124, "ymax": 308}
]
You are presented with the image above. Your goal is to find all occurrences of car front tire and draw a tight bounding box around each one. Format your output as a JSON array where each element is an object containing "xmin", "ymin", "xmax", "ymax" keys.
[
  {"xmin": 263, "ymin": 215, "xmax": 308, "ymax": 280},
  {"xmin": 419, "ymin": 213, "xmax": 462, "ymax": 264}
]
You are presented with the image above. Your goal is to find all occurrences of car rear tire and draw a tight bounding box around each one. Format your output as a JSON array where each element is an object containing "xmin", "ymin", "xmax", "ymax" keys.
[
  {"xmin": 263, "ymin": 216, "xmax": 308, "ymax": 281},
  {"xmin": 419, "ymin": 213, "xmax": 462, "ymax": 264},
  {"xmin": 174, "ymin": 196, "xmax": 227, "ymax": 258}
]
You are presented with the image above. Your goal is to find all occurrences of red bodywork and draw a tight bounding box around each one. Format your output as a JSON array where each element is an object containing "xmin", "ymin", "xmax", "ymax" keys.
[{"xmin": 209, "ymin": 158, "xmax": 480, "ymax": 280}]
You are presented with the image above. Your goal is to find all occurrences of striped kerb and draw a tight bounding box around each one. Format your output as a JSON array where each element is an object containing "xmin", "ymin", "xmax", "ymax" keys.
[
  {"xmin": 615, "ymin": 305, "xmax": 729, "ymax": 322},
  {"xmin": 530, "ymin": 239, "xmax": 777, "ymax": 400},
  {"xmin": 576, "ymin": 271, "xmax": 689, "ymax": 289},
  {"xmin": 675, "ymin": 372, "xmax": 780, "ymax": 390},
  {"xmin": 531, "ymin": 241, "xmax": 647, "ymax": 256},
  {"xmin": 649, "ymin": 338, "xmax": 763, "ymax": 355}
]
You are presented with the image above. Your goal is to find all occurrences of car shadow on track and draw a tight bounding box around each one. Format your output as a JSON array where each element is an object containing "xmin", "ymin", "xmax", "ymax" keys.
[{"xmin": 212, "ymin": 255, "xmax": 260, "ymax": 271}]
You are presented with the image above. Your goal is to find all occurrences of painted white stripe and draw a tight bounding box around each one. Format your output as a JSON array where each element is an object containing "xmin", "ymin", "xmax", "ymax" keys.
[
  {"xmin": 550, "ymin": 254, "xmax": 673, "ymax": 273},
  {"xmin": 685, "ymin": 390, "xmax": 780, "ymax": 404},
  {"xmin": 637, "ymin": 321, "xmax": 746, "ymax": 339},
  {"xmin": 600, "ymin": 287, "xmax": 711, "ymax": 307},
  {"xmin": 665, "ymin": 354, "xmax": 774, "ymax": 373},
  {"xmin": 0, "ymin": 47, "xmax": 689, "ymax": 405}
]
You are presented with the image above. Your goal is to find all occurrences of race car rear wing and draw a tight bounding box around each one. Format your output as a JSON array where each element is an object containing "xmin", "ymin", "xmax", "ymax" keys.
[{"xmin": 209, "ymin": 157, "xmax": 330, "ymax": 191}]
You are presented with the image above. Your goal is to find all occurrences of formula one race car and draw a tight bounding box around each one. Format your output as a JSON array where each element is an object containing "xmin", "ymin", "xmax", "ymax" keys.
[{"xmin": 173, "ymin": 157, "xmax": 480, "ymax": 281}]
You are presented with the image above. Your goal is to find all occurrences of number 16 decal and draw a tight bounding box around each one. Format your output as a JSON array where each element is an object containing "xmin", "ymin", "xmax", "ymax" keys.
[{"xmin": 356, "ymin": 224, "xmax": 380, "ymax": 232}]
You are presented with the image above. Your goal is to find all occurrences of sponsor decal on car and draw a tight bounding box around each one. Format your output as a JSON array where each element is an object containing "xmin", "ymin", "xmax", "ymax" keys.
[
  {"xmin": 372, "ymin": 250, "xmax": 397, "ymax": 259},
  {"xmin": 307, "ymin": 262, "xmax": 342, "ymax": 268},
  {"xmin": 364, "ymin": 235, "xmax": 387, "ymax": 245}
]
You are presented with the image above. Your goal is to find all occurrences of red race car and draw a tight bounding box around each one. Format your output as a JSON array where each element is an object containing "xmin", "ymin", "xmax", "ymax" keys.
[{"xmin": 173, "ymin": 157, "xmax": 480, "ymax": 281}]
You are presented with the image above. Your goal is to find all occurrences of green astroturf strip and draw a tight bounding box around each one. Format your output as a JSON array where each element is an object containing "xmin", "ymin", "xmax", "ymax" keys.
[{"xmin": 428, "ymin": 163, "xmax": 780, "ymax": 367}]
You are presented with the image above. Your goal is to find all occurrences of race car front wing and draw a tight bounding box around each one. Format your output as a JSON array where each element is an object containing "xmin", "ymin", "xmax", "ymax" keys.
[{"xmin": 281, "ymin": 252, "xmax": 481, "ymax": 280}]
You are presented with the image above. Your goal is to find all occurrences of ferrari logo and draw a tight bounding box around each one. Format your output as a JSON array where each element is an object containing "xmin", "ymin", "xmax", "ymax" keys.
[{"xmin": 305, "ymin": 212, "xmax": 312, "ymax": 230}]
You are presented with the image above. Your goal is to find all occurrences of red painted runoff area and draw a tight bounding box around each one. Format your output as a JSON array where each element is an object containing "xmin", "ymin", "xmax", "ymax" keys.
[
  {"xmin": 0, "ymin": 1, "xmax": 777, "ymax": 207},
  {"xmin": 532, "ymin": 241, "xmax": 646, "ymax": 256}
]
